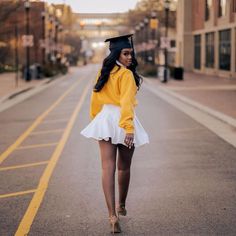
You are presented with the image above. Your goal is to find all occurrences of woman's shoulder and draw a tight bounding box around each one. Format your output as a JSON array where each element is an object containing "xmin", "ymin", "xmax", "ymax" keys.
[{"xmin": 111, "ymin": 65, "xmax": 133, "ymax": 77}]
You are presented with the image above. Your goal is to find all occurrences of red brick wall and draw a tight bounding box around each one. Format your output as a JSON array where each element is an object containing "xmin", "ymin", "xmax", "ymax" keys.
[
  {"xmin": 192, "ymin": 0, "xmax": 205, "ymax": 31},
  {"xmin": 0, "ymin": 1, "xmax": 45, "ymax": 67}
]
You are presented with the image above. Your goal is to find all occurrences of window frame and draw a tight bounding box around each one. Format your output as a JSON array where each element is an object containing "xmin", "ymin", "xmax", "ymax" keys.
[
  {"xmin": 194, "ymin": 35, "xmax": 201, "ymax": 70},
  {"xmin": 205, "ymin": 32, "xmax": 215, "ymax": 68}
]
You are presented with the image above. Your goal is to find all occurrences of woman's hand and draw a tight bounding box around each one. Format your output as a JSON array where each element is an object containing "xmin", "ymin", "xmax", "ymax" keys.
[{"xmin": 124, "ymin": 133, "xmax": 134, "ymax": 149}]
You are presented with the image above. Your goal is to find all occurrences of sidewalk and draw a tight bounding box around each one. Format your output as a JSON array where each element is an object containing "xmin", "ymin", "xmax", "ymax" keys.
[
  {"xmin": 1, "ymin": 70, "xmax": 236, "ymax": 128},
  {"xmin": 0, "ymin": 72, "xmax": 51, "ymax": 102},
  {"xmin": 0, "ymin": 72, "xmax": 60, "ymax": 113},
  {"xmin": 145, "ymin": 72, "xmax": 236, "ymax": 126}
]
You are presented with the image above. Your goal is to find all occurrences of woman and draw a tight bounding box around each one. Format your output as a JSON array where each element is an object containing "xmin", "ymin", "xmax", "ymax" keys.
[{"xmin": 81, "ymin": 34, "xmax": 149, "ymax": 234}]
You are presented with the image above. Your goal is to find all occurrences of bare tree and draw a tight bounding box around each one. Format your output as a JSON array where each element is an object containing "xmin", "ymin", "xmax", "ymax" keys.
[{"xmin": 126, "ymin": 0, "xmax": 176, "ymax": 29}]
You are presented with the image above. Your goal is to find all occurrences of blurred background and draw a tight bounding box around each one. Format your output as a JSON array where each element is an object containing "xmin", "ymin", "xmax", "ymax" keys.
[
  {"xmin": 0, "ymin": 0, "xmax": 177, "ymax": 81},
  {"xmin": 0, "ymin": 0, "xmax": 236, "ymax": 81},
  {"xmin": 1, "ymin": 2, "xmax": 236, "ymax": 235}
]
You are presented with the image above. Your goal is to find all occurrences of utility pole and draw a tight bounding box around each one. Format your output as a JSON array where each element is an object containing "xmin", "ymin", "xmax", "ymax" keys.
[
  {"xmin": 24, "ymin": 0, "xmax": 31, "ymax": 81},
  {"xmin": 15, "ymin": 23, "xmax": 19, "ymax": 87},
  {"xmin": 163, "ymin": 0, "xmax": 170, "ymax": 83}
]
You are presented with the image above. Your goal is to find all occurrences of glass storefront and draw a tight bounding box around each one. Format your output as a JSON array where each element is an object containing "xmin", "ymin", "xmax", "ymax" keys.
[
  {"xmin": 205, "ymin": 32, "xmax": 214, "ymax": 68},
  {"xmin": 219, "ymin": 29, "xmax": 231, "ymax": 71},
  {"xmin": 194, "ymin": 35, "xmax": 201, "ymax": 69}
]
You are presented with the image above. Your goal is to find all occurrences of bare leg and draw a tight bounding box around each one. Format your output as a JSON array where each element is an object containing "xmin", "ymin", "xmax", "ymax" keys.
[
  {"xmin": 98, "ymin": 139, "xmax": 117, "ymax": 217},
  {"xmin": 117, "ymin": 144, "xmax": 135, "ymax": 206}
]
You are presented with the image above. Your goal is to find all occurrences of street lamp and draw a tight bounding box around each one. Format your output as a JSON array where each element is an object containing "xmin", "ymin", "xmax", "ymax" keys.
[
  {"xmin": 144, "ymin": 17, "xmax": 149, "ymax": 63},
  {"xmin": 150, "ymin": 11, "xmax": 157, "ymax": 65},
  {"xmin": 139, "ymin": 22, "xmax": 144, "ymax": 62},
  {"xmin": 48, "ymin": 15, "xmax": 55, "ymax": 62},
  {"xmin": 24, "ymin": 0, "xmax": 31, "ymax": 81},
  {"xmin": 55, "ymin": 9, "xmax": 62, "ymax": 62},
  {"xmin": 163, "ymin": 0, "xmax": 170, "ymax": 83},
  {"xmin": 135, "ymin": 25, "xmax": 140, "ymax": 60},
  {"xmin": 41, "ymin": 11, "xmax": 46, "ymax": 66},
  {"xmin": 54, "ymin": 20, "xmax": 59, "ymax": 62}
]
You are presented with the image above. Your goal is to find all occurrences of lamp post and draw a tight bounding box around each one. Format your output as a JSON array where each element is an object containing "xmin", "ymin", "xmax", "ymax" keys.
[
  {"xmin": 55, "ymin": 9, "xmax": 62, "ymax": 64},
  {"xmin": 48, "ymin": 16, "xmax": 55, "ymax": 63},
  {"xmin": 57, "ymin": 24, "xmax": 63, "ymax": 62},
  {"xmin": 24, "ymin": 0, "xmax": 31, "ymax": 81},
  {"xmin": 163, "ymin": 0, "xmax": 170, "ymax": 83},
  {"xmin": 54, "ymin": 20, "xmax": 59, "ymax": 63},
  {"xmin": 150, "ymin": 11, "xmax": 157, "ymax": 65},
  {"xmin": 41, "ymin": 11, "xmax": 46, "ymax": 66},
  {"xmin": 139, "ymin": 22, "xmax": 144, "ymax": 62},
  {"xmin": 135, "ymin": 25, "xmax": 140, "ymax": 60},
  {"xmin": 144, "ymin": 17, "xmax": 149, "ymax": 64}
]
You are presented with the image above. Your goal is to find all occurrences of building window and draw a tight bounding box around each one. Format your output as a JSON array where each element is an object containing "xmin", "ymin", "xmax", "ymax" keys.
[
  {"xmin": 194, "ymin": 35, "xmax": 201, "ymax": 69},
  {"xmin": 233, "ymin": 0, "xmax": 236, "ymax": 13},
  {"xmin": 205, "ymin": 0, "xmax": 212, "ymax": 21},
  {"xmin": 219, "ymin": 29, "xmax": 231, "ymax": 71},
  {"xmin": 170, "ymin": 40, "xmax": 176, "ymax": 48},
  {"xmin": 205, "ymin": 32, "xmax": 215, "ymax": 68},
  {"xmin": 218, "ymin": 0, "xmax": 227, "ymax": 17}
]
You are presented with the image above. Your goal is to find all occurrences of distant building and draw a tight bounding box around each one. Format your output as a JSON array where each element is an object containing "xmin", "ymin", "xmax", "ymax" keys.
[
  {"xmin": 0, "ymin": 1, "xmax": 45, "ymax": 68},
  {"xmin": 176, "ymin": 0, "xmax": 236, "ymax": 79},
  {"xmin": 0, "ymin": 1, "xmax": 70, "ymax": 71},
  {"xmin": 73, "ymin": 13, "xmax": 129, "ymax": 62}
]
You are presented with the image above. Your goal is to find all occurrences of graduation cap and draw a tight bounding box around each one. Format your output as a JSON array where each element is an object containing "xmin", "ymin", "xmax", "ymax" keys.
[{"xmin": 104, "ymin": 34, "xmax": 133, "ymax": 51}]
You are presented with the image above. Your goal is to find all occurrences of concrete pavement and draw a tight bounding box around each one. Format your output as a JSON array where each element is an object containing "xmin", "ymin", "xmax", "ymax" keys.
[
  {"xmin": 145, "ymin": 72, "xmax": 236, "ymax": 128},
  {"xmin": 1, "ymin": 65, "xmax": 236, "ymax": 235},
  {"xmin": 0, "ymin": 71, "xmax": 66, "ymax": 113},
  {"xmin": 1, "ymin": 69, "xmax": 236, "ymax": 127},
  {"xmin": 0, "ymin": 72, "xmax": 49, "ymax": 101}
]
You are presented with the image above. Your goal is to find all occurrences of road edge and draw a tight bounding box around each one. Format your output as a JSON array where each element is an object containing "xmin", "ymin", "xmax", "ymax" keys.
[
  {"xmin": 143, "ymin": 80, "xmax": 236, "ymax": 148},
  {"xmin": 0, "ymin": 74, "xmax": 67, "ymax": 113},
  {"xmin": 144, "ymin": 78, "xmax": 236, "ymax": 128}
]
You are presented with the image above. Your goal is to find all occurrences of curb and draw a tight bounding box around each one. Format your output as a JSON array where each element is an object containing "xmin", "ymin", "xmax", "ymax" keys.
[
  {"xmin": 0, "ymin": 79, "xmax": 49, "ymax": 104},
  {"xmin": 0, "ymin": 74, "xmax": 66, "ymax": 113},
  {"xmin": 144, "ymin": 78, "xmax": 236, "ymax": 128}
]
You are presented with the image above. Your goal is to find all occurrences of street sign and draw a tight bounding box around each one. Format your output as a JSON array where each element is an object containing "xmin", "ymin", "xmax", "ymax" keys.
[
  {"xmin": 22, "ymin": 35, "xmax": 34, "ymax": 47},
  {"xmin": 160, "ymin": 37, "xmax": 170, "ymax": 49},
  {"xmin": 150, "ymin": 19, "xmax": 158, "ymax": 29}
]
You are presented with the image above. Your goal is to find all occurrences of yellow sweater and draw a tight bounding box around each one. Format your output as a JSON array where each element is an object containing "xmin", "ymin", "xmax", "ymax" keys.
[{"xmin": 90, "ymin": 65, "xmax": 138, "ymax": 133}]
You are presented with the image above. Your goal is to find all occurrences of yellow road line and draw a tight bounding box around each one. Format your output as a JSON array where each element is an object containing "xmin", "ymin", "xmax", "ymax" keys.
[
  {"xmin": 17, "ymin": 143, "xmax": 58, "ymax": 150},
  {"xmin": 41, "ymin": 119, "xmax": 68, "ymax": 124},
  {"xmin": 31, "ymin": 129, "xmax": 64, "ymax": 135},
  {"xmin": 15, "ymin": 82, "xmax": 91, "ymax": 236},
  {"xmin": 0, "ymin": 161, "xmax": 49, "ymax": 171},
  {"xmin": 0, "ymin": 80, "xmax": 81, "ymax": 165},
  {"xmin": 0, "ymin": 189, "xmax": 36, "ymax": 199}
]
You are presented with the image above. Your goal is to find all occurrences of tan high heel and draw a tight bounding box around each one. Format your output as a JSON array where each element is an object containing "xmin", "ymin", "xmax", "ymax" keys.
[
  {"xmin": 109, "ymin": 215, "xmax": 121, "ymax": 234},
  {"xmin": 117, "ymin": 204, "xmax": 127, "ymax": 218}
]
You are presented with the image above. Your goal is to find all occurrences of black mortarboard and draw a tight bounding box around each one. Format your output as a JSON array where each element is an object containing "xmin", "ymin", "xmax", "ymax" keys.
[{"xmin": 104, "ymin": 34, "xmax": 133, "ymax": 51}]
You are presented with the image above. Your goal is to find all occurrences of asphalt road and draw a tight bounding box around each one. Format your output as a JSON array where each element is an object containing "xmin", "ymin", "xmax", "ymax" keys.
[{"xmin": 0, "ymin": 65, "xmax": 236, "ymax": 236}]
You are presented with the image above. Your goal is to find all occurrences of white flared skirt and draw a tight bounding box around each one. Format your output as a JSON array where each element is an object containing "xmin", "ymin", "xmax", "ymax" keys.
[{"xmin": 80, "ymin": 104, "xmax": 149, "ymax": 147}]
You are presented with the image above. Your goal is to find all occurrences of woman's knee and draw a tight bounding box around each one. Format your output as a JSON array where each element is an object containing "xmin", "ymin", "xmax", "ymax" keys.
[
  {"xmin": 117, "ymin": 163, "xmax": 130, "ymax": 171},
  {"xmin": 102, "ymin": 161, "xmax": 116, "ymax": 172}
]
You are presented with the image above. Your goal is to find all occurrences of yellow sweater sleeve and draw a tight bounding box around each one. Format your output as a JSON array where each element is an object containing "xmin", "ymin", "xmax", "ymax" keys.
[
  {"xmin": 119, "ymin": 70, "xmax": 137, "ymax": 133},
  {"xmin": 89, "ymin": 91, "xmax": 102, "ymax": 120},
  {"xmin": 89, "ymin": 71, "xmax": 102, "ymax": 120}
]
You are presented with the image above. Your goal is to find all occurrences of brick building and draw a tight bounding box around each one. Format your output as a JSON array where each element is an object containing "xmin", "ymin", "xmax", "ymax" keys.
[
  {"xmin": 0, "ymin": 1, "xmax": 72, "ymax": 72},
  {"xmin": 176, "ymin": 0, "xmax": 236, "ymax": 79},
  {"xmin": 0, "ymin": 1, "xmax": 45, "ymax": 69}
]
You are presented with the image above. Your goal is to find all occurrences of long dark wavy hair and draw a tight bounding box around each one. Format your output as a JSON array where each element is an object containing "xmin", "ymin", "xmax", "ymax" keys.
[{"xmin": 93, "ymin": 48, "xmax": 143, "ymax": 92}]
